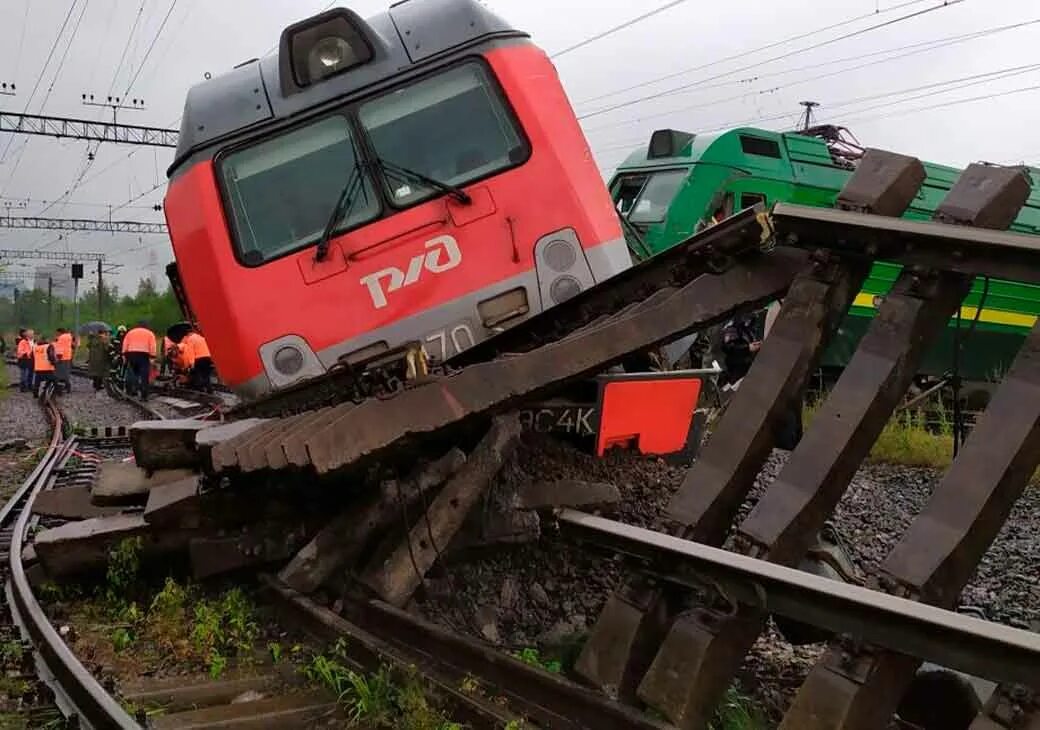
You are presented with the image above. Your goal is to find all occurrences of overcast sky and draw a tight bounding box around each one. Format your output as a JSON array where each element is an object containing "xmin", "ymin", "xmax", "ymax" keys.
[{"xmin": 1, "ymin": 0, "xmax": 1039, "ymax": 295}]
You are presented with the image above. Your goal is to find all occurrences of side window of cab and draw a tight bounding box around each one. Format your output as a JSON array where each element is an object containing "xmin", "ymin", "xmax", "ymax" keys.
[{"xmin": 740, "ymin": 192, "xmax": 766, "ymax": 210}]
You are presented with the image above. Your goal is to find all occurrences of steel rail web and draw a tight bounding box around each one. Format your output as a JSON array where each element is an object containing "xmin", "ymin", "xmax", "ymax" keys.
[
  {"xmin": 556, "ymin": 509, "xmax": 1040, "ymax": 686},
  {"xmin": 5, "ymin": 398, "xmax": 139, "ymax": 729}
]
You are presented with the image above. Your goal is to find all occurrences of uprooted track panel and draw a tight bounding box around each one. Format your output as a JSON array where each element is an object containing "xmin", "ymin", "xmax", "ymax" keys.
[
  {"xmin": 190, "ymin": 150, "xmax": 1040, "ymax": 729},
  {"xmin": 573, "ymin": 153, "xmax": 1040, "ymax": 729}
]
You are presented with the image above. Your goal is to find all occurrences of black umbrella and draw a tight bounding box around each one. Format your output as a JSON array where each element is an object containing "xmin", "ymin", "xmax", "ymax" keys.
[
  {"xmin": 79, "ymin": 321, "xmax": 111, "ymax": 335},
  {"xmin": 166, "ymin": 321, "xmax": 193, "ymax": 343}
]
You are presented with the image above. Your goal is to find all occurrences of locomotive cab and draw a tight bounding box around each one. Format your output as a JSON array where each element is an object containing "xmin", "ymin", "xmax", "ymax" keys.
[{"xmin": 164, "ymin": 0, "xmax": 628, "ymax": 400}]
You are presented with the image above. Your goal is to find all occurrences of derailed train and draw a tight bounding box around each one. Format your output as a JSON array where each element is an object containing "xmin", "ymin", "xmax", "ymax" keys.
[{"xmin": 164, "ymin": 0, "xmax": 630, "ymax": 401}]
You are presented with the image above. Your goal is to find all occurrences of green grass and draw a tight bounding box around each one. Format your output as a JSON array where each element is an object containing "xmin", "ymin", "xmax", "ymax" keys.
[
  {"xmin": 869, "ymin": 410, "xmax": 953, "ymax": 469},
  {"xmin": 804, "ymin": 401, "xmax": 954, "ymax": 470},
  {"xmin": 710, "ymin": 687, "xmax": 766, "ymax": 730},
  {"xmin": 301, "ymin": 641, "xmax": 460, "ymax": 729}
]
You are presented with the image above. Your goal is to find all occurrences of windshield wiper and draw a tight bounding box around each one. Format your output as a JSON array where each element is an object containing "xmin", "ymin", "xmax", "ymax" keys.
[
  {"xmin": 315, "ymin": 162, "xmax": 367, "ymax": 262},
  {"xmin": 374, "ymin": 156, "xmax": 472, "ymax": 206}
]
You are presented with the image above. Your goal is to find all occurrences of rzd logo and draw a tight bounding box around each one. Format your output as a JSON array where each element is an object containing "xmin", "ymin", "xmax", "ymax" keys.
[{"xmin": 360, "ymin": 235, "xmax": 462, "ymax": 309}]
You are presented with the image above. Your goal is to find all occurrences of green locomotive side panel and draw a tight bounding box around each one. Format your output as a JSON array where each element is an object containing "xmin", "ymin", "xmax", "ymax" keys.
[{"xmin": 611, "ymin": 127, "xmax": 1040, "ymax": 380}]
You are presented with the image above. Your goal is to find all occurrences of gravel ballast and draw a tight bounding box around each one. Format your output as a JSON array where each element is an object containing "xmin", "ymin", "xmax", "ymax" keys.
[{"xmin": 414, "ymin": 433, "xmax": 1040, "ymax": 724}]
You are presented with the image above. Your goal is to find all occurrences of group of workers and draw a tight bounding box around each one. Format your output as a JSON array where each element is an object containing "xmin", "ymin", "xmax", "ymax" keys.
[
  {"xmin": 13, "ymin": 322, "xmax": 213, "ymax": 401},
  {"xmin": 14, "ymin": 328, "xmax": 76, "ymax": 398},
  {"xmin": 110, "ymin": 322, "xmax": 213, "ymax": 399}
]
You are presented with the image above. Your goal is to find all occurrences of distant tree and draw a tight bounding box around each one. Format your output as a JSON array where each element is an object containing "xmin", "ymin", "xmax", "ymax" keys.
[{"xmin": 136, "ymin": 277, "xmax": 157, "ymax": 299}]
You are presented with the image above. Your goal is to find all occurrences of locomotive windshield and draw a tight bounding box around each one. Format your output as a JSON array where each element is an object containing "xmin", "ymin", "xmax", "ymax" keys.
[
  {"xmin": 358, "ymin": 63, "xmax": 525, "ymax": 206},
  {"xmin": 614, "ymin": 169, "xmax": 687, "ymax": 225},
  {"xmin": 218, "ymin": 60, "xmax": 526, "ymax": 266},
  {"xmin": 220, "ymin": 116, "xmax": 378, "ymax": 264}
]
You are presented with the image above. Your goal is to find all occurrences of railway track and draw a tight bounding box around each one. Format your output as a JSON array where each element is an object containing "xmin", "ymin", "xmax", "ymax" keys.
[
  {"xmin": 2, "ymin": 393, "xmax": 139, "ymax": 728},
  {"xmin": 11, "ymin": 386, "xmax": 343, "ymax": 728},
  {"xmin": 208, "ymin": 152, "xmax": 1038, "ymax": 729},
  {"xmin": 15, "ymin": 150, "xmax": 1040, "ymax": 728}
]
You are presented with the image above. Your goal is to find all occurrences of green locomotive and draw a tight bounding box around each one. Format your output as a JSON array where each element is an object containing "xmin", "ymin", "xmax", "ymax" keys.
[{"xmin": 610, "ymin": 126, "xmax": 1040, "ymax": 380}]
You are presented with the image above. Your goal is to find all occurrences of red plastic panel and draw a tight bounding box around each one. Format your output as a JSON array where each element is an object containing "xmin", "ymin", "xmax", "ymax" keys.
[{"xmin": 595, "ymin": 375, "xmax": 702, "ymax": 456}]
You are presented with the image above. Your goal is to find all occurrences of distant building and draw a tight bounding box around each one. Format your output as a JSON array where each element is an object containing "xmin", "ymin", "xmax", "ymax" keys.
[{"xmin": 33, "ymin": 265, "xmax": 75, "ymax": 299}]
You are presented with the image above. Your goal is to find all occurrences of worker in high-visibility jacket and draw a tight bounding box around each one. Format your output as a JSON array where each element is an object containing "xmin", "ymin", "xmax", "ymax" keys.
[
  {"xmin": 16, "ymin": 329, "xmax": 35, "ymax": 392},
  {"xmin": 182, "ymin": 329, "xmax": 214, "ymax": 392},
  {"xmin": 54, "ymin": 327, "xmax": 74, "ymax": 394},
  {"xmin": 32, "ymin": 335, "xmax": 57, "ymax": 398},
  {"xmin": 121, "ymin": 321, "xmax": 157, "ymax": 400}
]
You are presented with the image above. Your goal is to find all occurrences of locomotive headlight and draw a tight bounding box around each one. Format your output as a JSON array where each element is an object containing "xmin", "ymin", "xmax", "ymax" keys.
[
  {"xmin": 550, "ymin": 275, "xmax": 582, "ymax": 304},
  {"xmin": 311, "ymin": 36, "xmax": 352, "ymax": 74},
  {"xmin": 533, "ymin": 229, "xmax": 596, "ymax": 311},
  {"xmin": 279, "ymin": 9, "xmax": 374, "ymax": 94},
  {"xmin": 273, "ymin": 345, "xmax": 305, "ymax": 376},
  {"xmin": 259, "ymin": 334, "xmax": 325, "ymax": 388}
]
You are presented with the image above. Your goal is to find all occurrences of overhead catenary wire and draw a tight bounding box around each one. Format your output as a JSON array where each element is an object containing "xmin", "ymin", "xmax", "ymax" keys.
[
  {"xmin": 119, "ymin": 0, "xmax": 180, "ymax": 102},
  {"xmin": 591, "ymin": 70, "xmax": 1040, "ymax": 160},
  {"xmin": 577, "ymin": 0, "xmax": 965, "ymax": 121},
  {"xmin": 2, "ymin": 0, "xmax": 93, "ymax": 213},
  {"xmin": 582, "ymin": 18, "xmax": 1040, "ymax": 136},
  {"xmin": 841, "ymin": 81, "xmax": 1040, "ymax": 125},
  {"xmin": 592, "ymin": 61, "xmax": 1040, "ymax": 152},
  {"xmin": 35, "ymin": 1, "xmax": 181, "ymax": 227},
  {"xmin": 12, "ymin": 1, "xmax": 32, "ymax": 85},
  {"xmin": 107, "ymin": 0, "xmax": 149, "ymax": 100},
  {"xmin": 574, "ymin": 0, "xmax": 939, "ymax": 107},
  {"xmin": 0, "ymin": 0, "xmax": 81, "ymax": 190},
  {"xmin": 549, "ymin": 0, "xmax": 690, "ymax": 59}
]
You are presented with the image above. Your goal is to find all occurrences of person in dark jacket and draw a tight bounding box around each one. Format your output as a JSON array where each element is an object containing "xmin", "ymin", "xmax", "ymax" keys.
[
  {"xmin": 720, "ymin": 310, "xmax": 803, "ymax": 449},
  {"xmin": 87, "ymin": 331, "xmax": 110, "ymax": 391},
  {"xmin": 720, "ymin": 314, "xmax": 761, "ymax": 386}
]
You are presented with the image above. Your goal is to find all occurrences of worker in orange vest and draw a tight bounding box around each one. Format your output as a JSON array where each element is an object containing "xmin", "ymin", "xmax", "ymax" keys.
[
  {"xmin": 121, "ymin": 321, "xmax": 157, "ymax": 400},
  {"xmin": 182, "ymin": 329, "xmax": 213, "ymax": 392},
  {"xmin": 16, "ymin": 329, "xmax": 35, "ymax": 392},
  {"xmin": 54, "ymin": 327, "xmax": 74, "ymax": 394},
  {"xmin": 32, "ymin": 334, "xmax": 57, "ymax": 398}
]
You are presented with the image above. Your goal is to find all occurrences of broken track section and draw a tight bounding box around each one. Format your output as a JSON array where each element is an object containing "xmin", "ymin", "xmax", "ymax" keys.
[
  {"xmin": 574, "ymin": 152, "xmax": 1040, "ymax": 729},
  {"xmin": 92, "ymin": 150, "xmax": 1039, "ymax": 729},
  {"xmin": 205, "ymin": 208, "xmax": 794, "ymax": 479}
]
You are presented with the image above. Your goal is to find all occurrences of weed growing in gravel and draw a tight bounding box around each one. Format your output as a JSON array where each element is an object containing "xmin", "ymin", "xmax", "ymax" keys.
[
  {"xmin": 302, "ymin": 638, "xmax": 352, "ymax": 695},
  {"xmin": 190, "ymin": 588, "xmax": 260, "ymax": 678},
  {"xmin": 869, "ymin": 410, "xmax": 953, "ymax": 469},
  {"xmin": 89, "ymin": 573, "xmax": 261, "ymax": 677},
  {"xmin": 36, "ymin": 581, "xmax": 81, "ymax": 603},
  {"xmin": 110, "ymin": 627, "xmax": 133, "ymax": 652},
  {"xmin": 0, "ymin": 640, "xmax": 24, "ymax": 664},
  {"xmin": 302, "ymin": 642, "xmax": 460, "ymax": 729},
  {"xmin": 709, "ymin": 687, "xmax": 765, "ymax": 729},
  {"xmin": 344, "ymin": 666, "xmax": 397, "ymax": 725},
  {"xmin": 105, "ymin": 537, "xmax": 143, "ymax": 602},
  {"xmin": 511, "ymin": 647, "xmax": 562, "ymax": 673}
]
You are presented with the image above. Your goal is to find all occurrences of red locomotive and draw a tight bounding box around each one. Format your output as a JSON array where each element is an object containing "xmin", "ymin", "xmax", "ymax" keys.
[{"xmin": 164, "ymin": 0, "xmax": 629, "ymax": 401}]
